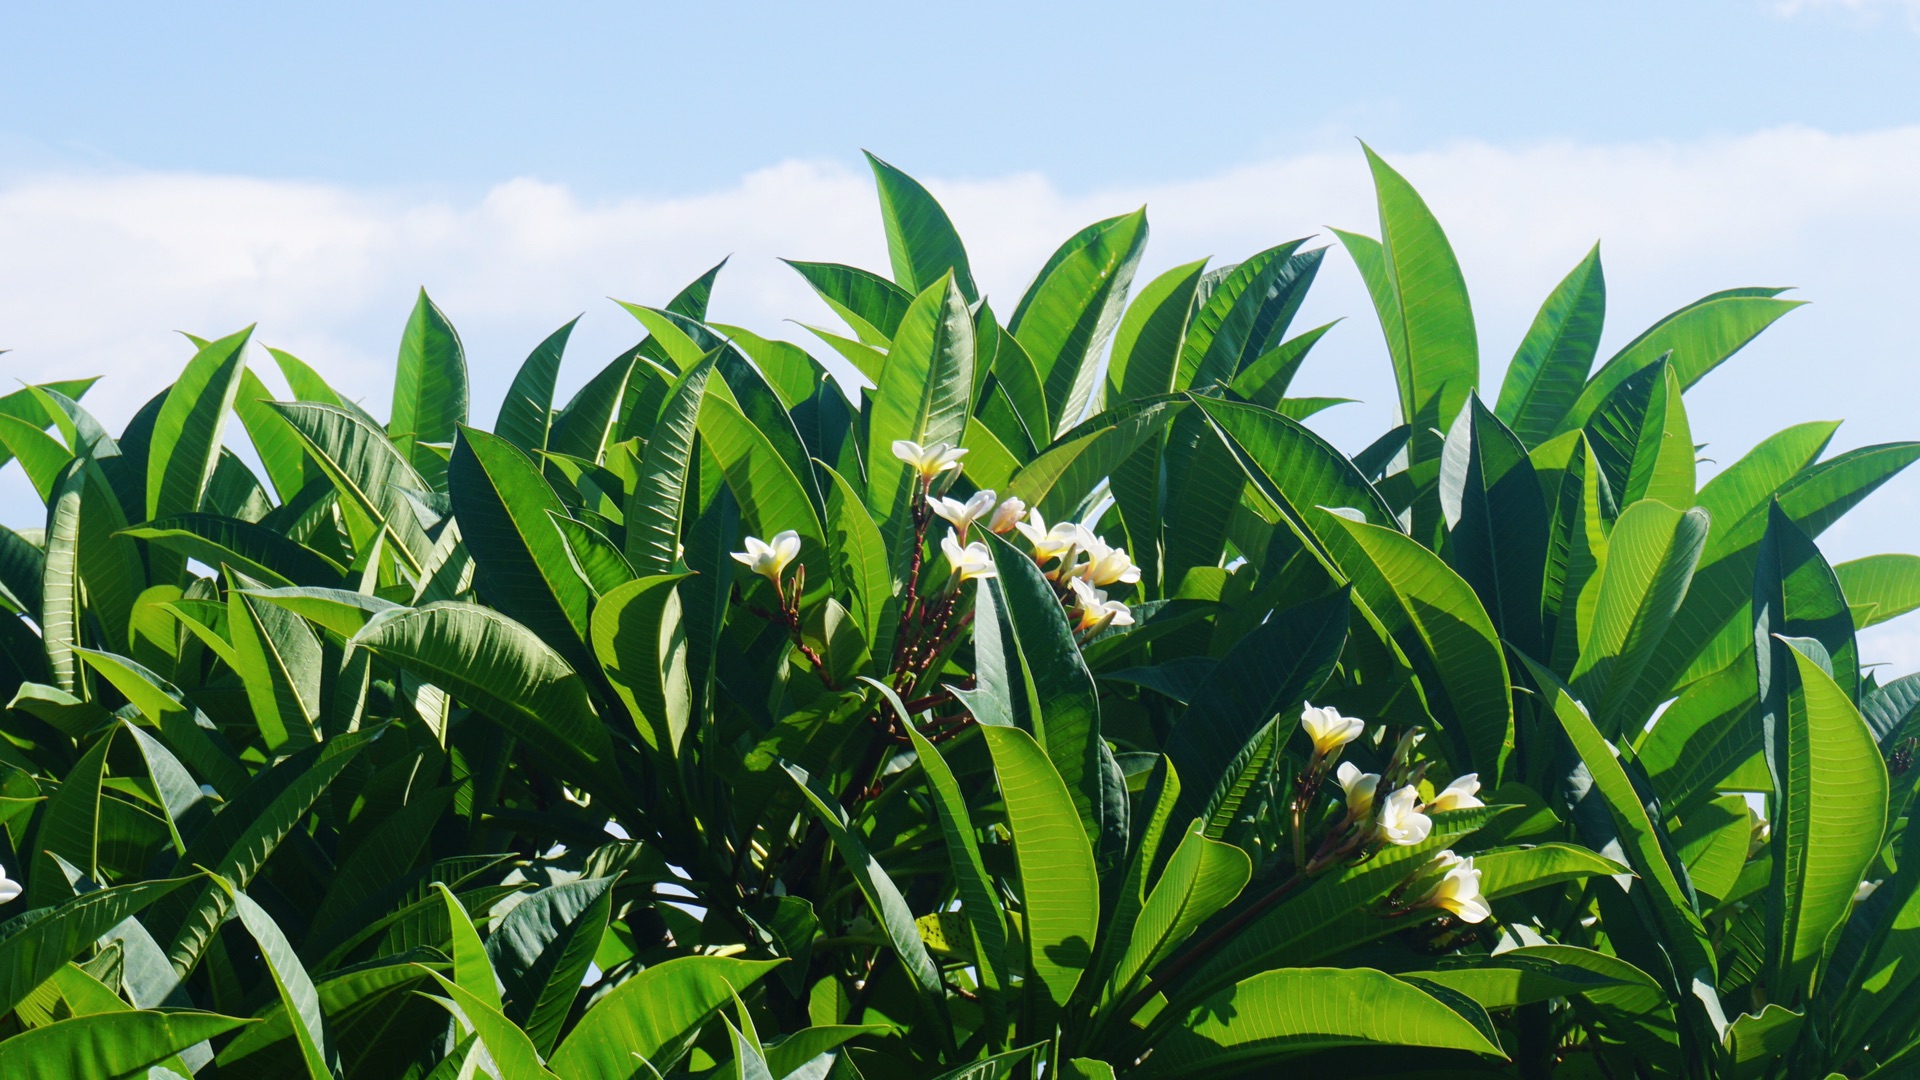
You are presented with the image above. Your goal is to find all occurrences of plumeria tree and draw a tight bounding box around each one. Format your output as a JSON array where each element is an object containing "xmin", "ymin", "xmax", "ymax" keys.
[{"xmin": 0, "ymin": 146, "xmax": 1913, "ymax": 1078}]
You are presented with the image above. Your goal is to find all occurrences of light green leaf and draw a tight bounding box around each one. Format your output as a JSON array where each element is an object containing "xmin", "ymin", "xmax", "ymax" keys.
[
  {"xmin": 866, "ymin": 274, "xmax": 973, "ymax": 536},
  {"xmin": 979, "ymin": 723, "xmax": 1100, "ymax": 1027},
  {"xmin": 1318, "ymin": 510, "xmax": 1513, "ymax": 779},
  {"xmin": 0, "ymin": 875, "xmax": 198, "ymax": 1018},
  {"xmin": 1559, "ymin": 290, "xmax": 1802, "ymax": 436},
  {"xmin": 1497, "ymin": 243, "xmax": 1605, "ymax": 447},
  {"xmin": 148, "ymin": 326, "xmax": 252, "ymax": 522},
  {"xmin": 591, "ymin": 575, "xmax": 690, "ymax": 759},
  {"xmin": 1570, "ymin": 500, "xmax": 1710, "ymax": 740},
  {"xmin": 549, "ymin": 956, "xmax": 782, "ymax": 1080},
  {"xmin": 1839, "ymin": 553, "xmax": 1920, "ymax": 629},
  {"xmin": 866, "ymin": 151, "xmax": 978, "ymax": 302},
  {"xmin": 390, "ymin": 289, "xmax": 470, "ymax": 476},
  {"xmin": 0, "ymin": 1010, "xmax": 251, "ymax": 1080},
  {"xmin": 1010, "ymin": 210, "xmax": 1148, "ymax": 435},
  {"xmin": 488, "ymin": 876, "xmax": 615, "ymax": 1056},
  {"xmin": 1136, "ymin": 967, "xmax": 1507, "ymax": 1076},
  {"xmin": 1108, "ymin": 259, "xmax": 1207, "ymax": 404},
  {"xmin": 625, "ymin": 357, "xmax": 713, "ymax": 576},
  {"xmin": 1106, "ymin": 822, "xmax": 1250, "ymax": 1009}
]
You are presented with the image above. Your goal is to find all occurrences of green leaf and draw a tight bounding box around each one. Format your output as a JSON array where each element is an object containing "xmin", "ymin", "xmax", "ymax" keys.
[
  {"xmin": 978, "ymin": 723, "xmax": 1100, "ymax": 1028},
  {"xmin": 591, "ymin": 575, "xmax": 690, "ymax": 759},
  {"xmin": 1473, "ymin": 843, "xmax": 1630, "ymax": 899},
  {"xmin": 233, "ymin": 366, "xmax": 312, "ymax": 503},
  {"xmin": 1108, "ymin": 259, "xmax": 1207, "ymax": 404},
  {"xmin": 1441, "ymin": 397, "xmax": 1548, "ymax": 656},
  {"xmin": 867, "ymin": 274, "xmax": 973, "ymax": 530},
  {"xmin": 271, "ymin": 401, "xmax": 434, "ymax": 574},
  {"xmin": 1318, "ymin": 510, "xmax": 1513, "ymax": 779},
  {"xmin": 0, "ymin": 874, "xmax": 198, "ymax": 1017},
  {"xmin": 390, "ymin": 289, "xmax": 470, "ymax": 475},
  {"xmin": 1838, "ymin": 553, "xmax": 1920, "ymax": 629},
  {"xmin": 450, "ymin": 427, "xmax": 594, "ymax": 666},
  {"xmin": 549, "ymin": 353, "xmax": 636, "ymax": 467},
  {"xmin": 352, "ymin": 602, "xmax": 622, "ymax": 802},
  {"xmin": 224, "ymin": 885, "xmax": 338, "ymax": 1079},
  {"xmin": 904, "ymin": 723, "xmax": 1009, "ymax": 1028},
  {"xmin": 28, "ymin": 729, "xmax": 115, "ymax": 906},
  {"xmin": 981, "ymin": 530, "xmax": 1108, "ymax": 858},
  {"xmin": 1696, "ymin": 422, "xmax": 1838, "ymax": 554},
  {"xmin": 781, "ymin": 762, "xmax": 949, "ymax": 1036},
  {"xmin": 496, "ymin": 318, "xmax": 576, "ymax": 455},
  {"xmin": 1559, "ymin": 291, "xmax": 1802, "ymax": 436},
  {"xmin": 1135, "ymin": 967, "xmax": 1507, "ymax": 1076},
  {"xmin": 1519, "ymin": 654, "xmax": 1716, "ymax": 997},
  {"xmin": 239, "ymin": 586, "xmax": 400, "ymax": 639},
  {"xmin": 1010, "ymin": 209, "xmax": 1149, "ymax": 435},
  {"xmin": 698, "ymin": 389, "xmax": 825, "ymax": 558},
  {"xmin": 1105, "ymin": 821, "xmax": 1250, "ymax": 1009},
  {"xmin": 1406, "ymin": 945, "xmax": 1640, "ymax": 1010},
  {"xmin": 1229, "ymin": 323, "xmax": 1339, "ymax": 411},
  {"xmin": 819, "ymin": 462, "xmax": 891, "ymax": 648},
  {"xmin": 1193, "ymin": 396, "xmax": 1397, "ymax": 533},
  {"xmin": 1724, "ymin": 1004, "xmax": 1804, "ymax": 1080},
  {"xmin": 1165, "ymin": 587, "xmax": 1348, "ymax": 827},
  {"xmin": 1571, "ymin": 500, "xmax": 1710, "ymax": 740},
  {"xmin": 1582, "ymin": 358, "xmax": 1694, "ymax": 510},
  {"xmin": 119, "ymin": 514, "xmax": 345, "ymax": 588},
  {"xmin": 549, "ymin": 956, "xmax": 781, "ymax": 1079},
  {"xmin": 1177, "ymin": 243, "xmax": 1314, "ymax": 394},
  {"xmin": 1496, "ymin": 243, "xmax": 1606, "ymax": 447},
  {"xmin": 75, "ymin": 649, "xmax": 249, "ymax": 797},
  {"xmin": 148, "ymin": 325, "xmax": 252, "ymax": 522},
  {"xmin": 162, "ymin": 730, "xmax": 379, "ymax": 975},
  {"xmin": 420, "ymin": 969, "xmax": 561, "ymax": 1080},
  {"xmin": 227, "ymin": 580, "xmax": 325, "ymax": 750},
  {"xmin": 0, "ymin": 413, "xmax": 75, "ymax": 503},
  {"xmin": 1759, "ymin": 636, "xmax": 1888, "ymax": 1003},
  {"xmin": 1172, "ymin": 806, "xmax": 1509, "ymax": 1008},
  {"xmin": 625, "ymin": 356, "xmax": 714, "ymax": 576},
  {"xmin": 489, "ymin": 876, "xmax": 615, "ymax": 1055},
  {"xmin": 1353, "ymin": 145, "xmax": 1479, "ymax": 468},
  {"xmin": 783, "ymin": 260, "xmax": 915, "ymax": 346},
  {"xmin": 866, "ymin": 151, "xmax": 977, "ymax": 302},
  {"xmin": 435, "ymin": 882, "xmax": 503, "ymax": 1011},
  {"xmin": 0, "ymin": 1010, "xmax": 251, "ymax": 1079}
]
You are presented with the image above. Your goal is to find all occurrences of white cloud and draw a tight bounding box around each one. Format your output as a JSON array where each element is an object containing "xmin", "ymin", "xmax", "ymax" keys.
[
  {"xmin": 1773, "ymin": 0, "xmax": 1920, "ymax": 27},
  {"xmin": 5, "ymin": 125, "xmax": 1920, "ymax": 669}
]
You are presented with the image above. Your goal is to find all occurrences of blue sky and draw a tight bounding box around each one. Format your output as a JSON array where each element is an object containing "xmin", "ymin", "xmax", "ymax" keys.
[
  {"xmin": 2, "ymin": 0, "xmax": 1919, "ymax": 664},
  {"xmin": 4, "ymin": 2, "xmax": 1916, "ymax": 193}
]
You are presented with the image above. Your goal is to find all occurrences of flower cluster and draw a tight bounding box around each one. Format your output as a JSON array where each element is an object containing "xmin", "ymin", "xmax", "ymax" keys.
[{"xmin": 1290, "ymin": 702, "xmax": 1492, "ymax": 930}]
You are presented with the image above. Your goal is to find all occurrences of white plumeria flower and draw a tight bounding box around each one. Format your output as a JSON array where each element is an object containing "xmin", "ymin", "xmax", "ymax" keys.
[
  {"xmin": 1300, "ymin": 703, "xmax": 1365, "ymax": 759},
  {"xmin": 1427, "ymin": 773, "xmax": 1484, "ymax": 813},
  {"xmin": 0, "ymin": 864, "xmax": 19, "ymax": 904},
  {"xmin": 1075, "ymin": 536, "xmax": 1142, "ymax": 587},
  {"xmin": 931, "ymin": 489, "xmax": 998, "ymax": 534},
  {"xmin": 987, "ymin": 496, "xmax": 1027, "ymax": 535},
  {"xmin": 731, "ymin": 530, "xmax": 802, "ymax": 585},
  {"xmin": 941, "ymin": 533, "xmax": 997, "ymax": 582},
  {"xmin": 892, "ymin": 440, "xmax": 967, "ymax": 481},
  {"xmin": 1015, "ymin": 509, "xmax": 1087, "ymax": 563},
  {"xmin": 1414, "ymin": 851, "xmax": 1492, "ymax": 924},
  {"xmin": 1335, "ymin": 761, "xmax": 1380, "ymax": 822},
  {"xmin": 1374, "ymin": 785, "xmax": 1433, "ymax": 846},
  {"xmin": 1067, "ymin": 577, "xmax": 1134, "ymax": 634},
  {"xmin": 1855, "ymin": 879, "xmax": 1883, "ymax": 903}
]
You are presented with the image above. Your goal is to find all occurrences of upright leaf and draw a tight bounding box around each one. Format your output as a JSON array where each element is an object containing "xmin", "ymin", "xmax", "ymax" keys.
[{"xmin": 390, "ymin": 289, "xmax": 470, "ymax": 474}]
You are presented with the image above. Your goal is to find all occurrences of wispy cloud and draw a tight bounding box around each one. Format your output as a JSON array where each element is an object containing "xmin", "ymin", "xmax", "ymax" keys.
[
  {"xmin": 1773, "ymin": 0, "xmax": 1920, "ymax": 28},
  {"xmin": 5, "ymin": 125, "xmax": 1920, "ymax": 667}
]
